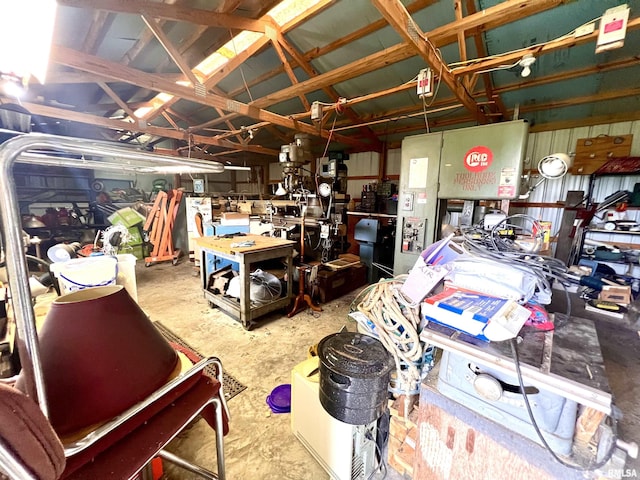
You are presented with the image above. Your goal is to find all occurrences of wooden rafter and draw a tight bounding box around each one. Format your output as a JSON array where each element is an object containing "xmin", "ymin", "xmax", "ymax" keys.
[
  {"xmin": 97, "ymin": 82, "xmax": 137, "ymax": 119},
  {"xmin": 82, "ymin": 10, "xmax": 113, "ymax": 54},
  {"xmin": 334, "ymin": 53, "xmax": 640, "ymax": 140},
  {"xmin": 452, "ymin": 16, "xmax": 640, "ymax": 78},
  {"xmin": 266, "ymin": 26, "xmax": 310, "ymax": 111},
  {"xmin": 464, "ymin": 0, "xmax": 507, "ymax": 120},
  {"xmin": 21, "ymin": 101, "xmax": 279, "ymax": 156},
  {"xmin": 512, "ymin": 87, "xmax": 640, "ymax": 115},
  {"xmin": 493, "ymin": 57, "xmax": 640, "ymax": 96},
  {"xmin": 371, "ymin": 0, "xmax": 482, "ymax": 122},
  {"xmin": 58, "ymin": 0, "xmax": 266, "ymax": 32},
  {"xmin": 269, "ymin": 26, "xmax": 383, "ymax": 150},
  {"xmin": 161, "ymin": 111, "xmax": 180, "ymax": 130},
  {"xmin": 249, "ymin": 0, "xmax": 563, "ymax": 112},
  {"xmin": 225, "ymin": 0, "xmax": 434, "ymax": 100},
  {"xmin": 50, "ymin": 45, "xmax": 369, "ymax": 149},
  {"xmin": 141, "ymin": 13, "xmax": 201, "ymax": 86}
]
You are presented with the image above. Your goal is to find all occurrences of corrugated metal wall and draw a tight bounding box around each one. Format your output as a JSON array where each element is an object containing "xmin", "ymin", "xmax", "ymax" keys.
[
  {"xmin": 265, "ymin": 121, "xmax": 640, "ymax": 247},
  {"xmin": 517, "ymin": 120, "xmax": 640, "ymax": 243}
]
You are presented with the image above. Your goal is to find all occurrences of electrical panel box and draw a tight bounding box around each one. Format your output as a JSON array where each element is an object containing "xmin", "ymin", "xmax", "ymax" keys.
[
  {"xmin": 417, "ymin": 67, "xmax": 433, "ymax": 97},
  {"xmin": 193, "ymin": 178, "xmax": 205, "ymax": 193},
  {"xmin": 311, "ymin": 101, "xmax": 322, "ymax": 121},
  {"xmin": 393, "ymin": 131, "xmax": 442, "ymax": 275},
  {"xmin": 400, "ymin": 217, "xmax": 427, "ymax": 254}
]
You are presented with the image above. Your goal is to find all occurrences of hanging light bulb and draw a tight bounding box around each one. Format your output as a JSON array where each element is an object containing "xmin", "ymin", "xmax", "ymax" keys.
[{"xmin": 519, "ymin": 54, "xmax": 536, "ymax": 78}]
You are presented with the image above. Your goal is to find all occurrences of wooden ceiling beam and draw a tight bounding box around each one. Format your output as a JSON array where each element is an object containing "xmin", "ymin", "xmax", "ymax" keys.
[
  {"xmin": 141, "ymin": 13, "xmax": 202, "ymax": 86},
  {"xmin": 36, "ymin": 71, "xmax": 182, "ymax": 84},
  {"xmin": 161, "ymin": 111, "xmax": 180, "ymax": 130},
  {"xmin": 465, "ymin": 0, "xmax": 507, "ymax": 120},
  {"xmin": 494, "ymin": 57, "xmax": 640, "ymax": 96},
  {"xmin": 97, "ymin": 82, "xmax": 137, "ymax": 118},
  {"xmin": 82, "ymin": 10, "xmax": 114, "ymax": 54},
  {"xmin": 266, "ymin": 27, "xmax": 310, "ymax": 112},
  {"xmin": 372, "ymin": 0, "xmax": 483, "ymax": 122},
  {"xmin": 251, "ymin": 0, "xmax": 562, "ymax": 110},
  {"xmin": 270, "ymin": 26, "xmax": 383, "ymax": 150},
  {"xmin": 253, "ymin": 44, "xmax": 413, "ymax": 108},
  {"xmin": 224, "ymin": 0, "xmax": 434, "ymax": 100},
  {"xmin": 452, "ymin": 16, "xmax": 640, "ymax": 77},
  {"xmin": 513, "ymin": 87, "xmax": 640, "ymax": 115},
  {"xmin": 21, "ymin": 101, "xmax": 279, "ymax": 156},
  {"xmin": 58, "ymin": 0, "xmax": 266, "ymax": 32},
  {"xmin": 50, "ymin": 45, "xmax": 368, "ymax": 149},
  {"xmin": 529, "ymin": 111, "xmax": 640, "ymax": 134}
]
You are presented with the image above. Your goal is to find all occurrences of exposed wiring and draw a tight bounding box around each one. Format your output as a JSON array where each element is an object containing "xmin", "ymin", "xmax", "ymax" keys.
[
  {"xmin": 366, "ymin": 431, "xmax": 388, "ymax": 480},
  {"xmin": 229, "ymin": 29, "xmax": 254, "ymax": 103},
  {"xmin": 460, "ymin": 215, "xmax": 571, "ymax": 295},
  {"xmin": 422, "ymin": 95, "xmax": 430, "ymax": 133},
  {"xmin": 332, "ymin": 104, "xmax": 464, "ymax": 132},
  {"xmin": 510, "ymin": 338, "xmax": 618, "ymax": 470},
  {"xmin": 321, "ymin": 112, "xmax": 338, "ymax": 159},
  {"xmin": 475, "ymin": 58, "xmax": 523, "ymax": 75},
  {"xmin": 448, "ymin": 15, "xmax": 604, "ymax": 71}
]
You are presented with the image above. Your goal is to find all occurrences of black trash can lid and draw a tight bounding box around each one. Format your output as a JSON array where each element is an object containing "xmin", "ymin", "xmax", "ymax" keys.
[{"xmin": 318, "ymin": 332, "xmax": 393, "ymax": 377}]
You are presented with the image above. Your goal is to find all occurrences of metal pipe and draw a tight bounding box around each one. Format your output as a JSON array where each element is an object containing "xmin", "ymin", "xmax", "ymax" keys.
[
  {"xmin": 0, "ymin": 133, "xmax": 225, "ymax": 417},
  {"xmin": 158, "ymin": 450, "xmax": 219, "ymax": 480}
]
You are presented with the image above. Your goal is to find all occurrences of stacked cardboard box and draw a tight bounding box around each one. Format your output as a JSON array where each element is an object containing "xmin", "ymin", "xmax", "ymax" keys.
[{"xmin": 387, "ymin": 397, "xmax": 419, "ymax": 477}]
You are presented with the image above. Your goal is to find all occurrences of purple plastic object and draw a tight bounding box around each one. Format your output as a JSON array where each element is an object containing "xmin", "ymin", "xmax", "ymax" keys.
[{"xmin": 266, "ymin": 384, "xmax": 291, "ymax": 414}]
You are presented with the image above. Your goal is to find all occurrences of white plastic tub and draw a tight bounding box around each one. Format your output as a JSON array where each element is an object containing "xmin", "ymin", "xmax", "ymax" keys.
[
  {"xmin": 115, "ymin": 253, "xmax": 138, "ymax": 302},
  {"xmin": 50, "ymin": 256, "xmax": 118, "ymax": 295}
]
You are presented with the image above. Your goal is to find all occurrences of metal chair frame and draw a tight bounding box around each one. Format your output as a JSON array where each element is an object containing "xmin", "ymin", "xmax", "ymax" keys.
[{"xmin": 0, "ymin": 133, "xmax": 228, "ymax": 479}]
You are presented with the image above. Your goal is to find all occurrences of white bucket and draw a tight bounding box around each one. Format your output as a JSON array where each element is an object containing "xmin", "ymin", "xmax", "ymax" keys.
[
  {"xmin": 50, "ymin": 256, "xmax": 118, "ymax": 295},
  {"xmin": 116, "ymin": 254, "xmax": 138, "ymax": 302}
]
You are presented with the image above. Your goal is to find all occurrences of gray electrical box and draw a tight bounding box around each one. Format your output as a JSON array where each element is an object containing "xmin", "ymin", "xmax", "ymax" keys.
[{"xmin": 393, "ymin": 131, "xmax": 442, "ymax": 275}]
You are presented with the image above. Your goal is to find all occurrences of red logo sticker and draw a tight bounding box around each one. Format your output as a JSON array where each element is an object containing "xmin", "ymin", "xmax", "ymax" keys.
[{"xmin": 463, "ymin": 146, "xmax": 493, "ymax": 172}]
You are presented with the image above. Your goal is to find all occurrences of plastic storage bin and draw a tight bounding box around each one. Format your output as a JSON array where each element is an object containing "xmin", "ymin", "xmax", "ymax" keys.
[{"xmin": 50, "ymin": 256, "xmax": 118, "ymax": 295}]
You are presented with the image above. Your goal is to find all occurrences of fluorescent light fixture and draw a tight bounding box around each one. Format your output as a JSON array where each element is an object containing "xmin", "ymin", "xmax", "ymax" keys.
[
  {"xmin": 0, "ymin": 0, "xmax": 57, "ymax": 84},
  {"xmin": 224, "ymin": 165, "xmax": 251, "ymax": 171}
]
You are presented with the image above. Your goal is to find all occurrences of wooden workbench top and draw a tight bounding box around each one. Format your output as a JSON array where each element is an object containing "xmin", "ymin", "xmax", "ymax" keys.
[{"xmin": 195, "ymin": 234, "xmax": 295, "ymax": 255}]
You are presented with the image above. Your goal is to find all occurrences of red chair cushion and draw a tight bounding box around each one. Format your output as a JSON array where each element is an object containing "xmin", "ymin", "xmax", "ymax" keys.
[
  {"xmin": 62, "ymin": 373, "xmax": 227, "ymax": 479},
  {"xmin": 0, "ymin": 383, "xmax": 65, "ymax": 480}
]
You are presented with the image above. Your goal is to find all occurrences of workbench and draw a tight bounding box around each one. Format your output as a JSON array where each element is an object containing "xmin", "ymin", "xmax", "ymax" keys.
[{"xmin": 196, "ymin": 234, "xmax": 295, "ymax": 329}]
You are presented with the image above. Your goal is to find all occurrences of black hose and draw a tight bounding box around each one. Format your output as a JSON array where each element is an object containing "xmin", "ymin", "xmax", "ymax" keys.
[{"xmin": 510, "ymin": 338, "xmax": 617, "ymax": 470}]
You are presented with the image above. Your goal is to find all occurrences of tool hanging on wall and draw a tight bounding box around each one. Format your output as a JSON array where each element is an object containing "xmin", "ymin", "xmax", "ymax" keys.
[{"xmin": 143, "ymin": 189, "xmax": 183, "ymax": 267}]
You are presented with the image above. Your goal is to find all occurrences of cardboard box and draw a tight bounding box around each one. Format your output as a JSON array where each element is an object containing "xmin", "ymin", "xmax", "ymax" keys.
[
  {"xmin": 220, "ymin": 212, "xmax": 250, "ymax": 226},
  {"xmin": 599, "ymin": 285, "xmax": 632, "ymax": 306}
]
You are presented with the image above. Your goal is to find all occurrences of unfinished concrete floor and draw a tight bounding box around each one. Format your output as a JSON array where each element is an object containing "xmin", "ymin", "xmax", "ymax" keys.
[{"xmin": 134, "ymin": 260, "xmax": 640, "ymax": 479}]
